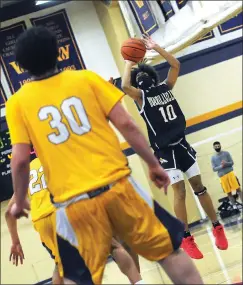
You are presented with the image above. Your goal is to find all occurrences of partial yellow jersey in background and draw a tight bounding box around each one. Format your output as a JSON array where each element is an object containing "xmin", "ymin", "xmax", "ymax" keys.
[{"xmin": 28, "ymin": 158, "xmax": 55, "ymax": 222}]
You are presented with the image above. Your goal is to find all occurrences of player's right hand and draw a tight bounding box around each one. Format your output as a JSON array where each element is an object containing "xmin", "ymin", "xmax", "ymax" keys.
[
  {"xmin": 10, "ymin": 243, "xmax": 24, "ymax": 266},
  {"xmin": 125, "ymin": 60, "xmax": 137, "ymax": 66},
  {"xmin": 10, "ymin": 200, "xmax": 30, "ymax": 219},
  {"xmin": 149, "ymin": 164, "xmax": 170, "ymax": 194}
]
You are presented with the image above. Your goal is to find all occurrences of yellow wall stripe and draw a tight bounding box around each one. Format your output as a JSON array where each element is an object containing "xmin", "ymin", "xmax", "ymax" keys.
[{"xmin": 186, "ymin": 101, "xmax": 242, "ymax": 127}]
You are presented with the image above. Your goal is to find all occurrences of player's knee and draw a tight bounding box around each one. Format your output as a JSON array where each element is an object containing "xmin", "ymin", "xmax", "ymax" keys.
[{"xmin": 194, "ymin": 186, "xmax": 207, "ymax": 197}]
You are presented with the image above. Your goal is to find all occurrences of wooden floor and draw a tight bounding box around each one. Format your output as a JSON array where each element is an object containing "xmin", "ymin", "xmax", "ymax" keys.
[{"xmin": 1, "ymin": 200, "xmax": 242, "ymax": 284}]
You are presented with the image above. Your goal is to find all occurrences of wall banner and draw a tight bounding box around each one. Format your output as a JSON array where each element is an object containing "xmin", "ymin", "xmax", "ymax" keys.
[
  {"xmin": 0, "ymin": 82, "xmax": 7, "ymax": 111},
  {"xmin": 30, "ymin": 9, "xmax": 86, "ymax": 72},
  {"xmin": 218, "ymin": 12, "xmax": 243, "ymax": 35},
  {"xmin": 128, "ymin": 1, "xmax": 159, "ymax": 35},
  {"xmin": 0, "ymin": 22, "xmax": 30, "ymax": 94},
  {"xmin": 193, "ymin": 30, "xmax": 215, "ymax": 45},
  {"xmin": 175, "ymin": 0, "xmax": 188, "ymax": 10},
  {"xmin": 156, "ymin": 0, "xmax": 175, "ymax": 22}
]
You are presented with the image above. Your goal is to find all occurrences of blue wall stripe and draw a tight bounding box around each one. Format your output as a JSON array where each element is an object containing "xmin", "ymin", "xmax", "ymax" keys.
[
  {"xmin": 185, "ymin": 108, "xmax": 243, "ymax": 135},
  {"xmin": 122, "ymin": 108, "xmax": 242, "ymax": 157},
  {"xmin": 156, "ymin": 37, "xmax": 243, "ymax": 80}
]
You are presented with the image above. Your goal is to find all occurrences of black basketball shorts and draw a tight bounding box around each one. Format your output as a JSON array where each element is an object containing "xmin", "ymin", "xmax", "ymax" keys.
[{"xmin": 154, "ymin": 138, "xmax": 197, "ymax": 172}]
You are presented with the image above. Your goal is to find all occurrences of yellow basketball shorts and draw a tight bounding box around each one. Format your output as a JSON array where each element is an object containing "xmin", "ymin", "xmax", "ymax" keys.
[
  {"xmin": 54, "ymin": 176, "xmax": 184, "ymax": 284},
  {"xmin": 33, "ymin": 212, "xmax": 60, "ymax": 265},
  {"xmin": 220, "ymin": 171, "xmax": 240, "ymax": 194}
]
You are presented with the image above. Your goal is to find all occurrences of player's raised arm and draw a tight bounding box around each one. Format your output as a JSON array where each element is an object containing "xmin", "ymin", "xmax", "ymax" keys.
[
  {"xmin": 121, "ymin": 61, "xmax": 143, "ymax": 100},
  {"xmin": 5, "ymin": 195, "xmax": 25, "ymax": 266},
  {"xmin": 142, "ymin": 35, "xmax": 180, "ymax": 90}
]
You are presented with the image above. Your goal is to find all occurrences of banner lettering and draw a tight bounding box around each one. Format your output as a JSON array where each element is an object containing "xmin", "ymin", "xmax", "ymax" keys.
[
  {"xmin": 0, "ymin": 22, "xmax": 30, "ymax": 94},
  {"xmin": 30, "ymin": 9, "xmax": 85, "ymax": 72},
  {"xmin": 128, "ymin": 1, "xmax": 159, "ymax": 35},
  {"xmin": 176, "ymin": 0, "xmax": 188, "ymax": 10}
]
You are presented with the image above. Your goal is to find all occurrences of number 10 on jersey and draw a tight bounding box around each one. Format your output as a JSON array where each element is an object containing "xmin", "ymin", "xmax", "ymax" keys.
[{"xmin": 159, "ymin": 104, "xmax": 177, "ymax": 123}]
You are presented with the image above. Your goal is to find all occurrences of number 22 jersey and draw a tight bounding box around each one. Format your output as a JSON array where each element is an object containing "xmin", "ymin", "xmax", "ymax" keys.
[
  {"xmin": 28, "ymin": 158, "xmax": 55, "ymax": 222},
  {"xmin": 137, "ymin": 82, "xmax": 186, "ymax": 150}
]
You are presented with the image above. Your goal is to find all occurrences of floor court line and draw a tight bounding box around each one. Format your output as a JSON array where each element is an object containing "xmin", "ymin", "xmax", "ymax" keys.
[
  {"xmin": 189, "ymin": 127, "xmax": 242, "ymax": 284},
  {"xmin": 191, "ymin": 127, "xmax": 242, "ymax": 148},
  {"xmin": 190, "ymin": 184, "xmax": 232, "ymax": 284}
]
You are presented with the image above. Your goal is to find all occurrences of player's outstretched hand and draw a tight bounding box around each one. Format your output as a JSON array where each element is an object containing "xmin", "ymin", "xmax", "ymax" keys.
[
  {"xmin": 142, "ymin": 34, "xmax": 157, "ymax": 50},
  {"xmin": 10, "ymin": 243, "xmax": 24, "ymax": 266},
  {"xmin": 10, "ymin": 200, "xmax": 30, "ymax": 219},
  {"xmin": 149, "ymin": 164, "xmax": 170, "ymax": 194}
]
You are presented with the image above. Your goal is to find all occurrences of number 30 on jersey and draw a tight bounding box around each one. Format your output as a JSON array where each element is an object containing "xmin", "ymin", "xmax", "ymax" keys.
[{"xmin": 39, "ymin": 97, "xmax": 91, "ymax": 145}]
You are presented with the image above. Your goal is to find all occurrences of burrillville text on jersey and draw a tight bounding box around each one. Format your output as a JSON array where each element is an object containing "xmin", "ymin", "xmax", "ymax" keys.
[{"xmin": 146, "ymin": 90, "xmax": 175, "ymax": 107}]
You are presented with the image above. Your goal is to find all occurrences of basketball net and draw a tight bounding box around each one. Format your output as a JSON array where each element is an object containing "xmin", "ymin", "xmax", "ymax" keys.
[{"xmin": 118, "ymin": 1, "xmax": 242, "ymax": 57}]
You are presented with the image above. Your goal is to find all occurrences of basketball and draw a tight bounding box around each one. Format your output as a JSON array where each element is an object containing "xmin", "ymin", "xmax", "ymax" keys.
[{"xmin": 121, "ymin": 38, "xmax": 146, "ymax": 63}]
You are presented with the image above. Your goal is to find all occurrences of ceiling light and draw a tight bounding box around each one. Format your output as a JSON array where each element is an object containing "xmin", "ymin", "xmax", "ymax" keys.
[{"xmin": 36, "ymin": 1, "xmax": 51, "ymax": 5}]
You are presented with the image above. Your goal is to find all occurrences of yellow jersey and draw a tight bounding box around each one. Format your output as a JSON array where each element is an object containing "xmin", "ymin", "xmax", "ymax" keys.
[
  {"xmin": 6, "ymin": 70, "xmax": 130, "ymax": 203},
  {"xmin": 28, "ymin": 158, "xmax": 55, "ymax": 222}
]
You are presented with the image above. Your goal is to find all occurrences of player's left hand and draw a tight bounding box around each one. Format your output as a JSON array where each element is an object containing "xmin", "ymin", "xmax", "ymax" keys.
[
  {"xmin": 10, "ymin": 200, "xmax": 30, "ymax": 219},
  {"xmin": 142, "ymin": 34, "xmax": 157, "ymax": 50},
  {"xmin": 109, "ymin": 77, "xmax": 114, "ymax": 84},
  {"xmin": 10, "ymin": 243, "xmax": 24, "ymax": 266}
]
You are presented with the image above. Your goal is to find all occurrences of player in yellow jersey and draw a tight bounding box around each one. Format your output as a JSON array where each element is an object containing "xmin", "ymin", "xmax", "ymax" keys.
[
  {"xmin": 6, "ymin": 156, "xmax": 143, "ymax": 284},
  {"xmin": 5, "ymin": 157, "xmax": 63, "ymax": 284},
  {"xmin": 6, "ymin": 27, "xmax": 203, "ymax": 284}
]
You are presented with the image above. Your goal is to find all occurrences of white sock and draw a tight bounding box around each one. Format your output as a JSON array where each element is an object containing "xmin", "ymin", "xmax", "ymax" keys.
[{"xmin": 135, "ymin": 281, "xmax": 145, "ymax": 284}]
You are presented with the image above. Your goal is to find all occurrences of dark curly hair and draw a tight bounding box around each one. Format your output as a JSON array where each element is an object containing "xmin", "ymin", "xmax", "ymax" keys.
[
  {"xmin": 131, "ymin": 63, "xmax": 159, "ymax": 88},
  {"xmin": 15, "ymin": 26, "xmax": 58, "ymax": 76}
]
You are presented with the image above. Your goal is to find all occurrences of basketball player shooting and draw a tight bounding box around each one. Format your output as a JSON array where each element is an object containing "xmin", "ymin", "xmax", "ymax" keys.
[
  {"xmin": 122, "ymin": 35, "xmax": 228, "ymax": 259},
  {"xmin": 6, "ymin": 27, "xmax": 203, "ymax": 284}
]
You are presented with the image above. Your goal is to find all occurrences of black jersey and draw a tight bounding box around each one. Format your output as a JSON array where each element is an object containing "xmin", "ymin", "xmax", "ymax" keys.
[{"xmin": 136, "ymin": 82, "xmax": 186, "ymax": 150}]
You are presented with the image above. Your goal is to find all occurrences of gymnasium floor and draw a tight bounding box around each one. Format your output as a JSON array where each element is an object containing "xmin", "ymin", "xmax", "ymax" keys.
[{"xmin": 1, "ymin": 199, "xmax": 242, "ymax": 284}]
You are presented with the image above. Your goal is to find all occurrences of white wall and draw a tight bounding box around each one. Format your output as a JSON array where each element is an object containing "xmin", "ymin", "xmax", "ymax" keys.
[
  {"xmin": 172, "ymin": 55, "xmax": 242, "ymax": 120},
  {"xmin": 0, "ymin": 0, "xmax": 120, "ymax": 117}
]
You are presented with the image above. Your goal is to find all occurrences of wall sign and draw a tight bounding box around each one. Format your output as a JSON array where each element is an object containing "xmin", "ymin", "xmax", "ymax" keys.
[
  {"xmin": 0, "ymin": 82, "xmax": 7, "ymax": 111},
  {"xmin": 0, "ymin": 21, "xmax": 30, "ymax": 94},
  {"xmin": 128, "ymin": 1, "xmax": 159, "ymax": 35},
  {"xmin": 193, "ymin": 30, "xmax": 215, "ymax": 45},
  {"xmin": 157, "ymin": 0, "xmax": 175, "ymax": 22},
  {"xmin": 176, "ymin": 0, "xmax": 188, "ymax": 10},
  {"xmin": 218, "ymin": 13, "xmax": 243, "ymax": 35},
  {"xmin": 30, "ymin": 9, "xmax": 86, "ymax": 72}
]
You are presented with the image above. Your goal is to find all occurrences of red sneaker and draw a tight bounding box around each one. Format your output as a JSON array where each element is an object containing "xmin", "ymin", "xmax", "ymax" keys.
[
  {"xmin": 213, "ymin": 225, "xmax": 228, "ymax": 250},
  {"xmin": 181, "ymin": 236, "xmax": 203, "ymax": 259}
]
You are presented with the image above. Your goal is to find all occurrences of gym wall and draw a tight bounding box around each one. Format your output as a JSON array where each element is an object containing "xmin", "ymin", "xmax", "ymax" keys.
[
  {"xmin": 0, "ymin": 1, "xmax": 120, "ymax": 117},
  {"xmin": 94, "ymin": 2, "xmax": 242, "ymax": 218},
  {"xmin": 1, "ymin": 2, "xmax": 242, "ymax": 284},
  {"xmin": 172, "ymin": 55, "xmax": 242, "ymax": 210}
]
